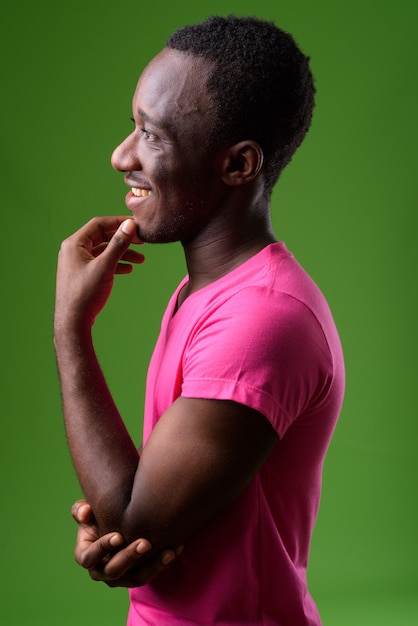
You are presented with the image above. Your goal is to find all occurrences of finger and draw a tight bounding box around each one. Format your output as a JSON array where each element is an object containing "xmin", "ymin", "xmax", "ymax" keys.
[
  {"xmin": 175, "ymin": 545, "xmax": 185, "ymax": 557},
  {"xmin": 91, "ymin": 243, "xmax": 108, "ymax": 257},
  {"xmin": 119, "ymin": 249, "xmax": 146, "ymax": 264},
  {"xmin": 114, "ymin": 250, "xmax": 146, "ymax": 275},
  {"xmin": 90, "ymin": 547, "xmax": 179, "ymax": 587},
  {"xmin": 68, "ymin": 216, "xmax": 141, "ymax": 255},
  {"xmin": 100, "ymin": 219, "xmax": 139, "ymax": 269},
  {"xmin": 71, "ymin": 499, "xmax": 93, "ymax": 524},
  {"xmin": 102, "ymin": 221, "xmax": 143, "ymax": 246},
  {"xmin": 115, "ymin": 548, "xmax": 179, "ymax": 587},
  {"xmin": 76, "ymin": 531, "xmax": 125, "ymax": 569},
  {"xmin": 101, "ymin": 539, "xmax": 152, "ymax": 579},
  {"xmin": 92, "ymin": 244, "xmax": 145, "ymax": 265}
]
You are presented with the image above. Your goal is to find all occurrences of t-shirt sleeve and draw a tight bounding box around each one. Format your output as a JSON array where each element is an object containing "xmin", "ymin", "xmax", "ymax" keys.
[{"xmin": 181, "ymin": 287, "xmax": 333, "ymax": 438}]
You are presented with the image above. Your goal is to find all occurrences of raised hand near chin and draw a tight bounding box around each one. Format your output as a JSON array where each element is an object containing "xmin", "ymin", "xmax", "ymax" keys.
[
  {"xmin": 72, "ymin": 500, "xmax": 183, "ymax": 588},
  {"xmin": 55, "ymin": 217, "xmax": 145, "ymax": 331}
]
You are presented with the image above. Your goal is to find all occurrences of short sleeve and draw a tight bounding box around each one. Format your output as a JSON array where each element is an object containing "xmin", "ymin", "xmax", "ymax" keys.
[{"xmin": 181, "ymin": 286, "xmax": 333, "ymax": 438}]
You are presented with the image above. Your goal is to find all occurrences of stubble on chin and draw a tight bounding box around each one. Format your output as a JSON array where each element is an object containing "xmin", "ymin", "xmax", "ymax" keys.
[{"xmin": 137, "ymin": 197, "xmax": 207, "ymax": 245}]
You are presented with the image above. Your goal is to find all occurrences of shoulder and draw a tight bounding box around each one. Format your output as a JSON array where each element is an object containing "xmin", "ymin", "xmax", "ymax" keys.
[{"xmin": 201, "ymin": 284, "xmax": 329, "ymax": 355}]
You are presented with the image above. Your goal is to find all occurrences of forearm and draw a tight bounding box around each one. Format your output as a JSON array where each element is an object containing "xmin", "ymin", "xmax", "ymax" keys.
[{"xmin": 55, "ymin": 324, "xmax": 139, "ymax": 533}]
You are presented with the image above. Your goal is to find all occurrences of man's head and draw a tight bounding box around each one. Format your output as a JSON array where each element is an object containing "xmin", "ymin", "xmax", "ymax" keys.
[
  {"xmin": 112, "ymin": 49, "xmax": 235, "ymax": 244},
  {"xmin": 166, "ymin": 15, "xmax": 315, "ymax": 193},
  {"xmin": 111, "ymin": 15, "xmax": 315, "ymax": 244}
]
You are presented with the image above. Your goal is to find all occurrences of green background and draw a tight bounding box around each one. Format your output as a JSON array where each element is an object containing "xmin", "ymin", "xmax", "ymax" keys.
[{"xmin": 1, "ymin": 1, "xmax": 416, "ymax": 624}]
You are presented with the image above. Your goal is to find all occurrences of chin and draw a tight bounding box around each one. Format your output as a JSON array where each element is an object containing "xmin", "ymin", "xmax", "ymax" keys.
[{"xmin": 137, "ymin": 217, "xmax": 193, "ymax": 245}]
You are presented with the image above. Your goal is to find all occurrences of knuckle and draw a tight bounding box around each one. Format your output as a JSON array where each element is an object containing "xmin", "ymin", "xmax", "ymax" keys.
[
  {"xmin": 98, "ymin": 536, "xmax": 111, "ymax": 553},
  {"xmin": 88, "ymin": 216, "xmax": 100, "ymax": 227},
  {"xmin": 76, "ymin": 551, "xmax": 89, "ymax": 568},
  {"xmin": 70, "ymin": 502, "xmax": 79, "ymax": 518},
  {"xmin": 71, "ymin": 499, "xmax": 86, "ymax": 521},
  {"xmin": 58, "ymin": 238, "xmax": 72, "ymax": 254},
  {"xmin": 111, "ymin": 233, "xmax": 126, "ymax": 249},
  {"xmin": 122, "ymin": 547, "xmax": 136, "ymax": 561},
  {"xmin": 88, "ymin": 568, "xmax": 102, "ymax": 582}
]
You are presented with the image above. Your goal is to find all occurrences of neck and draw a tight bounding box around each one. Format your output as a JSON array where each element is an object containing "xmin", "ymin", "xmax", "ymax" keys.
[{"xmin": 181, "ymin": 208, "xmax": 277, "ymax": 299}]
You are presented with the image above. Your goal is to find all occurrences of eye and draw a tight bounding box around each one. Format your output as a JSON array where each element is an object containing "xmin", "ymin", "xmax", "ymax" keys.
[
  {"xmin": 129, "ymin": 117, "xmax": 158, "ymax": 142},
  {"xmin": 141, "ymin": 128, "xmax": 157, "ymax": 141}
]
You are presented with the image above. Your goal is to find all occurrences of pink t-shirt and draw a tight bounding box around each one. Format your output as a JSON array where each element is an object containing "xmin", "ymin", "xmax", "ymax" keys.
[{"xmin": 128, "ymin": 242, "xmax": 345, "ymax": 625}]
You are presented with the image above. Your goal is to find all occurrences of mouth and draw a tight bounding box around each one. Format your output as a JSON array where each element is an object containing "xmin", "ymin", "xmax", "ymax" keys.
[{"xmin": 131, "ymin": 187, "xmax": 151, "ymax": 197}]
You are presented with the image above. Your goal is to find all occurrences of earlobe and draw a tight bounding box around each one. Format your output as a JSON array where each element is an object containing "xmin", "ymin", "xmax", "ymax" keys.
[{"xmin": 222, "ymin": 141, "xmax": 264, "ymax": 186}]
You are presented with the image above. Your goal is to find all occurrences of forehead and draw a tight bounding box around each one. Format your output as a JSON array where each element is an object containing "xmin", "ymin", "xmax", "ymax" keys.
[{"xmin": 133, "ymin": 49, "xmax": 214, "ymax": 137}]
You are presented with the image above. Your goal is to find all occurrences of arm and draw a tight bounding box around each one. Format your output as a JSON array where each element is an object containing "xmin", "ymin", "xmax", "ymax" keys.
[
  {"xmin": 54, "ymin": 217, "xmax": 144, "ymax": 532},
  {"xmin": 55, "ymin": 216, "xmax": 278, "ymax": 554}
]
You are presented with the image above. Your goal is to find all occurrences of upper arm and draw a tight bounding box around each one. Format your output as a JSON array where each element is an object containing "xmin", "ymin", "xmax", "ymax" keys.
[{"xmin": 121, "ymin": 396, "xmax": 278, "ymax": 550}]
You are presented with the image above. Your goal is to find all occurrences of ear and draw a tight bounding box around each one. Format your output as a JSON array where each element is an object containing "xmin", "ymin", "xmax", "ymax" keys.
[{"xmin": 221, "ymin": 140, "xmax": 264, "ymax": 186}]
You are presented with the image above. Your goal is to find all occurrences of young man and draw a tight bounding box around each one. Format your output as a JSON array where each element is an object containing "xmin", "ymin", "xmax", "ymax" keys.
[{"xmin": 55, "ymin": 15, "xmax": 345, "ymax": 625}]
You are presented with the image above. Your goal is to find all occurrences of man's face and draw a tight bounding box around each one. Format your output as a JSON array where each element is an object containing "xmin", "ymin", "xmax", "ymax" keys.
[{"xmin": 111, "ymin": 48, "xmax": 223, "ymax": 244}]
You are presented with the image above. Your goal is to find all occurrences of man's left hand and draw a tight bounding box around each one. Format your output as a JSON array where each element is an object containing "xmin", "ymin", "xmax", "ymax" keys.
[{"xmin": 72, "ymin": 500, "xmax": 182, "ymax": 588}]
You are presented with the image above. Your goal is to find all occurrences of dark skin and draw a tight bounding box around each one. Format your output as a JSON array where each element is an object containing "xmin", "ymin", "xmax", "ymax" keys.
[
  {"xmin": 56, "ymin": 48, "xmax": 279, "ymax": 587},
  {"xmin": 72, "ymin": 499, "xmax": 183, "ymax": 586}
]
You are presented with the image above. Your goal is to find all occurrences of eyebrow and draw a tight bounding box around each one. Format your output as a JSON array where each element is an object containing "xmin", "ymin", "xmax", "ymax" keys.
[{"xmin": 137, "ymin": 108, "xmax": 165, "ymax": 131}]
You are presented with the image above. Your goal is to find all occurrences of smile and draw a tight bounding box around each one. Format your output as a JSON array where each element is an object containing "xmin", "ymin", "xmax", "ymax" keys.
[{"xmin": 132, "ymin": 188, "xmax": 151, "ymax": 197}]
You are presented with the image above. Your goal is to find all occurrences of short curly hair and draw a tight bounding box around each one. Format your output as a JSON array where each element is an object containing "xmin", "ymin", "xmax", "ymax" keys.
[{"xmin": 166, "ymin": 15, "xmax": 315, "ymax": 193}]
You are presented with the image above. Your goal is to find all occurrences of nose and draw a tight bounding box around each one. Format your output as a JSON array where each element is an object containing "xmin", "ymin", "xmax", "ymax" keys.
[{"xmin": 111, "ymin": 133, "xmax": 141, "ymax": 172}]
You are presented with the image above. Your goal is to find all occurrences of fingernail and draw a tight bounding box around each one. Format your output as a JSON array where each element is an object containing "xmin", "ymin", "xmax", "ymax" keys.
[
  {"xmin": 161, "ymin": 552, "xmax": 175, "ymax": 566},
  {"xmin": 109, "ymin": 534, "xmax": 123, "ymax": 547},
  {"xmin": 78, "ymin": 504, "xmax": 90, "ymax": 519},
  {"xmin": 121, "ymin": 219, "xmax": 136, "ymax": 235},
  {"xmin": 136, "ymin": 540, "xmax": 150, "ymax": 554}
]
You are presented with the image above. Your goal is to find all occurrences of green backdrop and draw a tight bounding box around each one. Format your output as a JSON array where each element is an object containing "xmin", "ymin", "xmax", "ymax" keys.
[{"xmin": 1, "ymin": 1, "xmax": 416, "ymax": 624}]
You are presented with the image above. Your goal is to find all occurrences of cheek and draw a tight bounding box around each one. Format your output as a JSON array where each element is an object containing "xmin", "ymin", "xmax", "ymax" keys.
[
  {"xmin": 152, "ymin": 158, "xmax": 185, "ymax": 190},
  {"xmin": 152, "ymin": 147, "xmax": 214, "ymax": 198}
]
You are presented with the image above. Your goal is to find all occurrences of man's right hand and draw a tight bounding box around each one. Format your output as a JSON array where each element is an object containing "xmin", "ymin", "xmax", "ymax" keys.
[{"xmin": 72, "ymin": 500, "xmax": 183, "ymax": 588}]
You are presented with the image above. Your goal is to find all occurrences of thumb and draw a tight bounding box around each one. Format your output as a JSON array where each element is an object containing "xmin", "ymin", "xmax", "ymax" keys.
[
  {"xmin": 72, "ymin": 499, "xmax": 93, "ymax": 524},
  {"xmin": 105, "ymin": 218, "xmax": 137, "ymax": 263},
  {"xmin": 120, "ymin": 218, "xmax": 137, "ymax": 237}
]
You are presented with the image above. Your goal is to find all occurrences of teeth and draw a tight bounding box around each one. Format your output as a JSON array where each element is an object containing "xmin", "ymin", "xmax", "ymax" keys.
[{"xmin": 132, "ymin": 187, "xmax": 151, "ymax": 197}]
